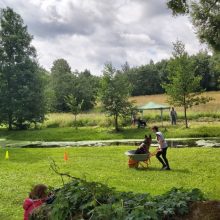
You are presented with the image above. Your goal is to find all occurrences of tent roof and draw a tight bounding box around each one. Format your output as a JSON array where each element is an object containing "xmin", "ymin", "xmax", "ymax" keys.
[{"xmin": 138, "ymin": 102, "xmax": 170, "ymax": 110}]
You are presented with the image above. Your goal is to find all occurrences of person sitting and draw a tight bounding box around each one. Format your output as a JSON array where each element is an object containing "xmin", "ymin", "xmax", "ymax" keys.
[
  {"xmin": 23, "ymin": 184, "xmax": 49, "ymax": 220},
  {"xmin": 137, "ymin": 117, "xmax": 147, "ymax": 128},
  {"xmin": 135, "ymin": 135, "xmax": 152, "ymax": 154}
]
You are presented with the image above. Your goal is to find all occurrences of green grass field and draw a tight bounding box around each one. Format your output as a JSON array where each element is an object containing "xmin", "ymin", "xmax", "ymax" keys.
[
  {"xmin": 0, "ymin": 146, "xmax": 219, "ymax": 220},
  {"xmin": 1, "ymin": 123, "xmax": 220, "ymax": 142}
]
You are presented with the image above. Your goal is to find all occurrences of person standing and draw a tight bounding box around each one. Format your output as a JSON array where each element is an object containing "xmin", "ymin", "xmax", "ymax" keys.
[
  {"xmin": 152, "ymin": 126, "xmax": 171, "ymax": 170},
  {"xmin": 170, "ymin": 107, "xmax": 177, "ymax": 125},
  {"xmin": 131, "ymin": 113, "xmax": 136, "ymax": 127}
]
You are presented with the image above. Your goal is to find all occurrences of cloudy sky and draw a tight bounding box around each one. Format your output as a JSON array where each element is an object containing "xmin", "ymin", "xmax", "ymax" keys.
[{"xmin": 1, "ymin": 0, "xmax": 206, "ymax": 75}]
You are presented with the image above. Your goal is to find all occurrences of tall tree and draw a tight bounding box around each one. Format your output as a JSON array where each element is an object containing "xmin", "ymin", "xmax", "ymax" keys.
[
  {"xmin": 191, "ymin": 51, "xmax": 214, "ymax": 90},
  {"xmin": 39, "ymin": 67, "xmax": 54, "ymax": 112},
  {"xmin": 73, "ymin": 69, "xmax": 99, "ymax": 111},
  {"xmin": 100, "ymin": 63, "xmax": 133, "ymax": 131},
  {"xmin": 167, "ymin": 0, "xmax": 220, "ymax": 52},
  {"xmin": 50, "ymin": 59, "xmax": 73, "ymax": 112},
  {"xmin": 121, "ymin": 63, "xmax": 164, "ymax": 96},
  {"xmin": 209, "ymin": 52, "xmax": 220, "ymax": 90},
  {"xmin": 0, "ymin": 7, "xmax": 46, "ymax": 130},
  {"xmin": 163, "ymin": 41, "xmax": 212, "ymax": 128},
  {"xmin": 155, "ymin": 59, "xmax": 170, "ymax": 86}
]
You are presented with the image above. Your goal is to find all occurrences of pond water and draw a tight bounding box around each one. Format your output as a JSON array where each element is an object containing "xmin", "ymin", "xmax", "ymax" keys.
[
  {"xmin": 1, "ymin": 138, "xmax": 220, "ymax": 148},
  {"xmin": 167, "ymin": 138, "xmax": 220, "ymax": 148}
]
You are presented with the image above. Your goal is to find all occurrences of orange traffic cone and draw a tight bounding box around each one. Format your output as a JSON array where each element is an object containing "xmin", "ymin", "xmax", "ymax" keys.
[{"xmin": 64, "ymin": 151, "xmax": 68, "ymax": 161}]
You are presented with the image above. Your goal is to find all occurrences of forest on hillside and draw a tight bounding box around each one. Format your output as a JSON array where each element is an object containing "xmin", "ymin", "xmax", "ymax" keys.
[{"xmin": 44, "ymin": 50, "xmax": 220, "ymax": 112}]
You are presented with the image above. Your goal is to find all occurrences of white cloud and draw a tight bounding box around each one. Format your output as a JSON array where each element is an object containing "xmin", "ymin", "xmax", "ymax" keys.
[
  {"xmin": 0, "ymin": 0, "xmax": 207, "ymax": 75},
  {"xmin": 117, "ymin": 1, "xmax": 143, "ymax": 24}
]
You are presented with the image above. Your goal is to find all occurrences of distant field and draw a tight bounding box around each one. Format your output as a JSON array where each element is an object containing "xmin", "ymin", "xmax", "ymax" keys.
[
  {"xmin": 130, "ymin": 91, "xmax": 220, "ymax": 113},
  {"xmin": 42, "ymin": 91, "xmax": 220, "ymax": 128},
  {"xmin": 44, "ymin": 112, "xmax": 107, "ymax": 128}
]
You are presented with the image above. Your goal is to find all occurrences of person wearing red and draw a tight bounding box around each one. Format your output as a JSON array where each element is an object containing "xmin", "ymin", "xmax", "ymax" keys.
[{"xmin": 23, "ymin": 184, "xmax": 48, "ymax": 220}]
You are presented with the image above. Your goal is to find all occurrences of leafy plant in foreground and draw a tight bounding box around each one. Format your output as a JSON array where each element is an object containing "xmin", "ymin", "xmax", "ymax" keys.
[{"xmin": 31, "ymin": 179, "xmax": 205, "ymax": 220}]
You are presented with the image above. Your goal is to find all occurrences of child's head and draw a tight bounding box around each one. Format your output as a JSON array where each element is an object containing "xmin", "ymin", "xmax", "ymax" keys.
[
  {"xmin": 29, "ymin": 184, "xmax": 48, "ymax": 200},
  {"xmin": 152, "ymin": 126, "xmax": 159, "ymax": 133}
]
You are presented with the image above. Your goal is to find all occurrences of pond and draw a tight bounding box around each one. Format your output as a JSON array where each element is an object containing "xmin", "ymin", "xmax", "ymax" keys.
[
  {"xmin": 168, "ymin": 138, "xmax": 220, "ymax": 148},
  {"xmin": 1, "ymin": 138, "xmax": 220, "ymax": 148}
]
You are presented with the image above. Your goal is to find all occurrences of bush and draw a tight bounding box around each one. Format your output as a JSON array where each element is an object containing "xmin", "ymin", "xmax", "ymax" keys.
[{"xmin": 31, "ymin": 179, "xmax": 205, "ymax": 220}]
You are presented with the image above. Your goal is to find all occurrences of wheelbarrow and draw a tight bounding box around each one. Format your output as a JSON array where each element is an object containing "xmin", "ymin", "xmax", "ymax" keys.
[{"xmin": 125, "ymin": 150, "xmax": 151, "ymax": 168}]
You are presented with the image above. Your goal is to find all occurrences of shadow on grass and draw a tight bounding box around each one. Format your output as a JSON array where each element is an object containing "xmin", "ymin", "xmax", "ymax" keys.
[{"xmin": 134, "ymin": 167, "xmax": 190, "ymax": 173}]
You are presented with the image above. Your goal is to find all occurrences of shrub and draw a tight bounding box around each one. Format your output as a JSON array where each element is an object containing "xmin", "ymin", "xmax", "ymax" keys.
[{"xmin": 31, "ymin": 179, "xmax": 205, "ymax": 220}]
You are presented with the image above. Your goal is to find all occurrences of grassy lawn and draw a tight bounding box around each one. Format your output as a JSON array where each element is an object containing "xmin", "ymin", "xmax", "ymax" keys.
[
  {"xmin": 0, "ymin": 146, "xmax": 219, "ymax": 220},
  {"xmin": 1, "ymin": 123, "xmax": 220, "ymax": 142}
]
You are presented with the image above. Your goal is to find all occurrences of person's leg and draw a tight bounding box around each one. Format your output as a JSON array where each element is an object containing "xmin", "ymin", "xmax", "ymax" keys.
[
  {"xmin": 161, "ymin": 148, "xmax": 170, "ymax": 170},
  {"xmin": 156, "ymin": 151, "xmax": 166, "ymax": 168}
]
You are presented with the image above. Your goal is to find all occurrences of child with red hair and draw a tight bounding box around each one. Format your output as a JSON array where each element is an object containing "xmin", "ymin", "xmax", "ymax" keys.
[{"xmin": 23, "ymin": 184, "xmax": 48, "ymax": 220}]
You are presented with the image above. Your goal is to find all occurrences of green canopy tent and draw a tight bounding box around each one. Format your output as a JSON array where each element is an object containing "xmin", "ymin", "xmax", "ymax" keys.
[{"xmin": 137, "ymin": 102, "xmax": 170, "ymax": 127}]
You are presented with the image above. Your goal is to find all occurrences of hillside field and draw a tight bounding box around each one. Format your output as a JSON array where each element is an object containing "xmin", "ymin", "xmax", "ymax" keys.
[
  {"xmin": 42, "ymin": 91, "xmax": 220, "ymax": 128},
  {"xmin": 130, "ymin": 91, "xmax": 220, "ymax": 113}
]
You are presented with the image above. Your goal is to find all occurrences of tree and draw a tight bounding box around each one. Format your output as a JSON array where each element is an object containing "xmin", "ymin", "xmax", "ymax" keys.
[
  {"xmin": 122, "ymin": 64, "xmax": 163, "ymax": 96},
  {"xmin": 0, "ymin": 7, "xmax": 46, "ymax": 130},
  {"xmin": 209, "ymin": 53, "xmax": 220, "ymax": 90},
  {"xmin": 66, "ymin": 95, "xmax": 83, "ymax": 129},
  {"xmin": 154, "ymin": 59, "xmax": 170, "ymax": 87},
  {"xmin": 191, "ymin": 51, "xmax": 215, "ymax": 91},
  {"xmin": 135, "ymin": 64, "xmax": 163, "ymax": 95},
  {"xmin": 50, "ymin": 59, "xmax": 73, "ymax": 112},
  {"xmin": 100, "ymin": 63, "xmax": 133, "ymax": 131},
  {"xmin": 73, "ymin": 69, "xmax": 99, "ymax": 111},
  {"xmin": 39, "ymin": 67, "xmax": 54, "ymax": 112},
  {"xmin": 163, "ymin": 41, "xmax": 212, "ymax": 128},
  {"xmin": 167, "ymin": 0, "xmax": 220, "ymax": 52}
]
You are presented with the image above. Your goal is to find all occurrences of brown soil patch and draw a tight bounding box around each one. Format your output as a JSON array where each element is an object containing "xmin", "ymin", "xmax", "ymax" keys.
[{"xmin": 174, "ymin": 201, "xmax": 220, "ymax": 220}]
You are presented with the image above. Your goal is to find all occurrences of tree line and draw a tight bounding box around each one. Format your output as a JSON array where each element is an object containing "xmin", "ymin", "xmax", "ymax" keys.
[
  {"xmin": 0, "ymin": 6, "xmax": 219, "ymax": 130},
  {"xmin": 47, "ymin": 49, "xmax": 220, "ymax": 112},
  {"xmin": 120, "ymin": 52, "xmax": 220, "ymax": 96}
]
